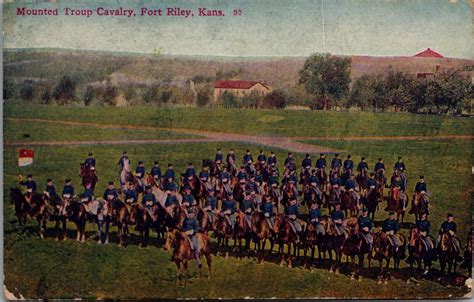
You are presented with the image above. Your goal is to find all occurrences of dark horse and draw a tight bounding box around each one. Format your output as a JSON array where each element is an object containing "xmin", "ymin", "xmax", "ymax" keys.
[
  {"xmin": 107, "ymin": 198, "xmax": 130, "ymax": 246},
  {"xmin": 273, "ymin": 214, "xmax": 301, "ymax": 268},
  {"xmin": 438, "ymin": 232, "xmax": 462, "ymax": 275},
  {"xmin": 10, "ymin": 188, "xmax": 49, "ymax": 239},
  {"xmin": 129, "ymin": 203, "xmax": 160, "ymax": 247},
  {"xmin": 65, "ymin": 198, "xmax": 88, "ymax": 242},
  {"xmin": 342, "ymin": 216, "xmax": 372, "ymax": 280},
  {"xmin": 164, "ymin": 228, "xmax": 212, "ymax": 287},
  {"xmin": 362, "ymin": 188, "xmax": 381, "ymax": 221},
  {"xmin": 321, "ymin": 218, "xmax": 346, "ymax": 274},
  {"xmin": 79, "ymin": 163, "xmax": 98, "ymax": 191},
  {"xmin": 234, "ymin": 211, "xmax": 254, "ymax": 259},
  {"xmin": 45, "ymin": 194, "xmax": 68, "ymax": 240},
  {"xmin": 373, "ymin": 231, "xmax": 406, "ymax": 283},
  {"xmin": 251, "ymin": 211, "xmax": 276, "ymax": 264},
  {"xmin": 406, "ymin": 227, "xmax": 435, "ymax": 277},
  {"xmin": 460, "ymin": 232, "xmax": 472, "ymax": 277}
]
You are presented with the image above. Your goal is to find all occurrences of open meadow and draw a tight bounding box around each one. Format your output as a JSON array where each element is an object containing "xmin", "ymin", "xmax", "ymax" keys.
[{"xmin": 3, "ymin": 103, "xmax": 473, "ymax": 299}]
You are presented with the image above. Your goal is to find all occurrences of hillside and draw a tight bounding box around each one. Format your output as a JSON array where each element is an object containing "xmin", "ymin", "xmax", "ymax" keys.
[{"xmin": 4, "ymin": 48, "xmax": 473, "ymax": 91}]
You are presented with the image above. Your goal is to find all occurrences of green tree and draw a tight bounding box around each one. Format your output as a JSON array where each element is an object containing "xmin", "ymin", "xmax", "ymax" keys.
[
  {"xmin": 3, "ymin": 78, "xmax": 15, "ymax": 100},
  {"xmin": 263, "ymin": 90, "xmax": 286, "ymax": 109},
  {"xmin": 220, "ymin": 91, "xmax": 240, "ymax": 108},
  {"xmin": 196, "ymin": 88, "xmax": 211, "ymax": 107},
  {"xmin": 299, "ymin": 53, "xmax": 351, "ymax": 110},
  {"xmin": 20, "ymin": 80, "xmax": 34, "ymax": 101},
  {"xmin": 53, "ymin": 75, "xmax": 76, "ymax": 105}
]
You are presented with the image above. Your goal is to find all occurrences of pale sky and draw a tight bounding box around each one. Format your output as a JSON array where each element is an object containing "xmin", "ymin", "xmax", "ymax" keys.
[{"xmin": 3, "ymin": 0, "xmax": 473, "ymax": 58}]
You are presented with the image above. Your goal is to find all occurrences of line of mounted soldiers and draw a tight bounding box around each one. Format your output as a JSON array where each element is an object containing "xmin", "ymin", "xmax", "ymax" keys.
[{"xmin": 17, "ymin": 148, "xmax": 465, "ymax": 263}]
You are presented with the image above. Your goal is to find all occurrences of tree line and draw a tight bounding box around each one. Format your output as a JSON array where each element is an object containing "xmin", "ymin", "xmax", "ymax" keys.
[{"xmin": 4, "ymin": 53, "xmax": 473, "ymax": 114}]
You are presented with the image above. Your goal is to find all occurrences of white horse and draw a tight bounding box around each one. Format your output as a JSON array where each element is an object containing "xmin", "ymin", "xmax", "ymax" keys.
[{"xmin": 119, "ymin": 157, "xmax": 131, "ymax": 190}]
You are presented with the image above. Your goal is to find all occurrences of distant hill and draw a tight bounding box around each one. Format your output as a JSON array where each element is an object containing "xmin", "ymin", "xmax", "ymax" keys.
[{"xmin": 4, "ymin": 48, "xmax": 473, "ymax": 91}]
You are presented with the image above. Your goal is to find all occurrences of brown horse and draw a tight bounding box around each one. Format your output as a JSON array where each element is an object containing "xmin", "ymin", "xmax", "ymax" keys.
[
  {"xmin": 363, "ymin": 188, "xmax": 381, "ymax": 221},
  {"xmin": 234, "ymin": 211, "xmax": 253, "ymax": 259},
  {"xmin": 341, "ymin": 191, "xmax": 359, "ymax": 217},
  {"xmin": 107, "ymin": 199, "xmax": 130, "ymax": 246},
  {"xmin": 10, "ymin": 189, "xmax": 50, "ymax": 239},
  {"xmin": 438, "ymin": 232, "xmax": 461, "ymax": 275},
  {"xmin": 342, "ymin": 216, "xmax": 372, "ymax": 280},
  {"xmin": 409, "ymin": 193, "xmax": 429, "ymax": 222},
  {"xmin": 129, "ymin": 203, "xmax": 159, "ymax": 247},
  {"xmin": 214, "ymin": 212, "xmax": 234, "ymax": 258},
  {"xmin": 356, "ymin": 169, "xmax": 369, "ymax": 190},
  {"xmin": 373, "ymin": 231, "xmax": 406, "ymax": 283},
  {"xmin": 407, "ymin": 227, "xmax": 434, "ymax": 276},
  {"xmin": 386, "ymin": 187, "xmax": 407, "ymax": 223},
  {"xmin": 65, "ymin": 197, "xmax": 88, "ymax": 242},
  {"xmin": 44, "ymin": 193, "xmax": 68, "ymax": 240},
  {"xmin": 79, "ymin": 163, "xmax": 98, "ymax": 191},
  {"xmin": 164, "ymin": 228, "xmax": 212, "ymax": 287},
  {"xmin": 273, "ymin": 214, "xmax": 301, "ymax": 268},
  {"xmin": 251, "ymin": 211, "xmax": 276, "ymax": 264},
  {"xmin": 322, "ymin": 218, "xmax": 346, "ymax": 273}
]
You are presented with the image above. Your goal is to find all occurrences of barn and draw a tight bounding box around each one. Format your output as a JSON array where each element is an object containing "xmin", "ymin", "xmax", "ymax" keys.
[{"xmin": 213, "ymin": 80, "xmax": 272, "ymax": 102}]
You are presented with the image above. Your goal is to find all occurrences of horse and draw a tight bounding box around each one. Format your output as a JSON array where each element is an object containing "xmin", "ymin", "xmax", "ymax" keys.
[
  {"xmin": 129, "ymin": 203, "xmax": 159, "ymax": 247},
  {"xmin": 302, "ymin": 220, "xmax": 327, "ymax": 270},
  {"xmin": 316, "ymin": 169, "xmax": 328, "ymax": 192},
  {"xmin": 407, "ymin": 227, "xmax": 435, "ymax": 277},
  {"xmin": 326, "ymin": 187, "xmax": 341, "ymax": 213},
  {"xmin": 65, "ymin": 198, "xmax": 88, "ymax": 242},
  {"xmin": 375, "ymin": 169, "xmax": 387, "ymax": 192},
  {"xmin": 164, "ymin": 228, "xmax": 212, "ymax": 287},
  {"xmin": 409, "ymin": 193, "xmax": 429, "ymax": 222},
  {"xmin": 356, "ymin": 169, "xmax": 369, "ymax": 191},
  {"xmin": 273, "ymin": 214, "xmax": 301, "ymax": 268},
  {"xmin": 363, "ymin": 188, "xmax": 380, "ymax": 221},
  {"xmin": 386, "ymin": 187, "xmax": 407, "ymax": 223},
  {"xmin": 438, "ymin": 232, "xmax": 462, "ymax": 275},
  {"xmin": 80, "ymin": 163, "xmax": 98, "ymax": 191},
  {"xmin": 213, "ymin": 212, "xmax": 234, "ymax": 258},
  {"xmin": 251, "ymin": 211, "xmax": 276, "ymax": 264},
  {"xmin": 460, "ymin": 232, "xmax": 472, "ymax": 277},
  {"xmin": 107, "ymin": 198, "xmax": 130, "ymax": 246},
  {"xmin": 373, "ymin": 231, "xmax": 406, "ymax": 283},
  {"xmin": 342, "ymin": 216, "xmax": 372, "ymax": 280},
  {"xmin": 341, "ymin": 190, "xmax": 359, "ymax": 217},
  {"xmin": 10, "ymin": 189, "xmax": 50, "ymax": 239},
  {"xmin": 45, "ymin": 194, "xmax": 68, "ymax": 240},
  {"xmin": 302, "ymin": 185, "xmax": 323, "ymax": 207},
  {"xmin": 322, "ymin": 218, "xmax": 346, "ymax": 274},
  {"xmin": 234, "ymin": 211, "xmax": 254, "ymax": 259}
]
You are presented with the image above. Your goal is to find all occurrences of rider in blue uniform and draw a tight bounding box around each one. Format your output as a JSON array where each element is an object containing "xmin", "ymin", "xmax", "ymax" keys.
[
  {"xmin": 416, "ymin": 213, "xmax": 433, "ymax": 250},
  {"xmin": 44, "ymin": 179, "xmax": 57, "ymax": 199},
  {"xmin": 374, "ymin": 158, "xmax": 385, "ymax": 172},
  {"xmin": 117, "ymin": 151, "xmax": 129, "ymax": 169},
  {"xmin": 382, "ymin": 212, "xmax": 402, "ymax": 250},
  {"xmin": 331, "ymin": 153, "xmax": 342, "ymax": 173},
  {"xmin": 164, "ymin": 164, "xmax": 175, "ymax": 181},
  {"xmin": 103, "ymin": 182, "xmax": 119, "ymax": 209},
  {"xmin": 237, "ymin": 166, "xmax": 248, "ymax": 182},
  {"xmin": 367, "ymin": 172, "xmax": 378, "ymax": 191},
  {"xmin": 183, "ymin": 206, "xmax": 201, "ymax": 266},
  {"xmin": 243, "ymin": 150, "xmax": 253, "ymax": 165},
  {"xmin": 84, "ymin": 152, "xmax": 96, "ymax": 168},
  {"xmin": 357, "ymin": 157, "xmax": 369, "ymax": 174},
  {"xmin": 437, "ymin": 213, "xmax": 462, "ymax": 254},
  {"xmin": 124, "ymin": 182, "xmax": 138, "ymax": 204},
  {"xmin": 330, "ymin": 203, "xmax": 345, "ymax": 235},
  {"xmin": 285, "ymin": 196, "xmax": 303, "ymax": 242},
  {"xmin": 215, "ymin": 148, "xmax": 223, "ymax": 163},
  {"xmin": 343, "ymin": 154, "xmax": 354, "ymax": 173},
  {"xmin": 240, "ymin": 194, "xmax": 254, "ymax": 227},
  {"xmin": 257, "ymin": 150, "xmax": 267, "ymax": 163},
  {"xmin": 20, "ymin": 174, "xmax": 37, "ymax": 193},
  {"xmin": 394, "ymin": 156, "xmax": 405, "ymax": 172},
  {"xmin": 260, "ymin": 195, "xmax": 275, "ymax": 229},
  {"xmin": 316, "ymin": 153, "xmax": 326, "ymax": 171},
  {"xmin": 62, "ymin": 179, "xmax": 75, "ymax": 199},
  {"xmin": 135, "ymin": 161, "xmax": 146, "ymax": 190},
  {"xmin": 308, "ymin": 202, "xmax": 324, "ymax": 234},
  {"xmin": 267, "ymin": 151, "xmax": 277, "ymax": 166},
  {"xmin": 301, "ymin": 154, "xmax": 312, "ymax": 169},
  {"xmin": 186, "ymin": 163, "xmax": 196, "ymax": 178},
  {"xmin": 150, "ymin": 161, "xmax": 161, "ymax": 180},
  {"xmin": 358, "ymin": 208, "xmax": 373, "ymax": 250},
  {"xmin": 221, "ymin": 193, "xmax": 237, "ymax": 231}
]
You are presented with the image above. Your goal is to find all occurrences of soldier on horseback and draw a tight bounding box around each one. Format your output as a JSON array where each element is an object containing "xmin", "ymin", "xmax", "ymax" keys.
[
  {"xmin": 301, "ymin": 153, "xmax": 312, "ymax": 170},
  {"xmin": 103, "ymin": 181, "xmax": 120, "ymax": 215},
  {"xmin": 240, "ymin": 192, "xmax": 255, "ymax": 229},
  {"xmin": 62, "ymin": 178, "xmax": 75, "ymax": 200},
  {"xmin": 357, "ymin": 157, "xmax": 369, "ymax": 175},
  {"xmin": 330, "ymin": 203, "xmax": 345, "ymax": 236},
  {"xmin": 367, "ymin": 172, "xmax": 378, "ymax": 192},
  {"xmin": 135, "ymin": 161, "xmax": 146, "ymax": 191},
  {"xmin": 329, "ymin": 172, "xmax": 342, "ymax": 203},
  {"xmin": 415, "ymin": 213, "xmax": 434, "ymax": 250},
  {"xmin": 163, "ymin": 164, "xmax": 177, "ymax": 191},
  {"xmin": 182, "ymin": 186, "xmax": 196, "ymax": 208},
  {"xmin": 308, "ymin": 202, "xmax": 324, "ymax": 235},
  {"xmin": 141, "ymin": 186, "xmax": 157, "ymax": 221},
  {"xmin": 382, "ymin": 212, "xmax": 403, "ymax": 251},
  {"xmin": 257, "ymin": 150, "xmax": 267, "ymax": 164},
  {"xmin": 215, "ymin": 148, "xmax": 223, "ymax": 163},
  {"xmin": 358, "ymin": 208, "xmax": 373, "ymax": 250},
  {"xmin": 44, "ymin": 178, "xmax": 57, "ymax": 199},
  {"xmin": 150, "ymin": 161, "xmax": 162, "ymax": 183},
  {"xmin": 124, "ymin": 182, "xmax": 138, "ymax": 204},
  {"xmin": 330, "ymin": 153, "xmax": 342, "ymax": 175},
  {"xmin": 261, "ymin": 194, "xmax": 275, "ymax": 229},
  {"xmin": 413, "ymin": 176, "xmax": 429, "ymax": 212},
  {"xmin": 84, "ymin": 152, "xmax": 96, "ymax": 169},
  {"xmin": 183, "ymin": 206, "xmax": 201, "ymax": 266},
  {"xmin": 226, "ymin": 149, "xmax": 237, "ymax": 175},
  {"xmin": 243, "ymin": 149, "xmax": 253, "ymax": 165},
  {"xmin": 343, "ymin": 154, "xmax": 354, "ymax": 175},
  {"xmin": 437, "ymin": 213, "xmax": 462, "ymax": 254},
  {"xmin": 165, "ymin": 190, "xmax": 179, "ymax": 216},
  {"xmin": 389, "ymin": 173, "xmax": 406, "ymax": 211},
  {"xmin": 237, "ymin": 166, "xmax": 248, "ymax": 183},
  {"xmin": 221, "ymin": 193, "xmax": 237, "ymax": 232},
  {"xmin": 19, "ymin": 174, "xmax": 37, "ymax": 194},
  {"xmin": 204, "ymin": 189, "xmax": 218, "ymax": 223},
  {"xmin": 394, "ymin": 156, "xmax": 407, "ymax": 187},
  {"xmin": 316, "ymin": 153, "xmax": 326, "ymax": 173},
  {"xmin": 285, "ymin": 196, "xmax": 304, "ymax": 243},
  {"xmin": 267, "ymin": 151, "xmax": 277, "ymax": 166},
  {"xmin": 374, "ymin": 158, "xmax": 385, "ymax": 173},
  {"xmin": 343, "ymin": 174, "xmax": 360, "ymax": 204}
]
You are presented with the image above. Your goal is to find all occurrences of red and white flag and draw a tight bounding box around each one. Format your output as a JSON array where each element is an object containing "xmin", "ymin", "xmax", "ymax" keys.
[{"xmin": 18, "ymin": 149, "xmax": 34, "ymax": 167}]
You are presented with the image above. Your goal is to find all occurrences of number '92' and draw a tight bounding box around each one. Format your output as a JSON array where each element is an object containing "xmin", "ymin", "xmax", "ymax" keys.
[{"xmin": 233, "ymin": 9, "xmax": 242, "ymax": 16}]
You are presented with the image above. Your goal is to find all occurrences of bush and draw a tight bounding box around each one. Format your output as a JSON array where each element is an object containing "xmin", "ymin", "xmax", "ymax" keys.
[
  {"xmin": 221, "ymin": 91, "xmax": 240, "ymax": 108},
  {"xmin": 196, "ymin": 89, "xmax": 211, "ymax": 107},
  {"xmin": 19, "ymin": 80, "xmax": 34, "ymax": 101},
  {"xmin": 3, "ymin": 78, "xmax": 15, "ymax": 100},
  {"xmin": 263, "ymin": 90, "xmax": 286, "ymax": 109},
  {"xmin": 53, "ymin": 75, "xmax": 76, "ymax": 105}
]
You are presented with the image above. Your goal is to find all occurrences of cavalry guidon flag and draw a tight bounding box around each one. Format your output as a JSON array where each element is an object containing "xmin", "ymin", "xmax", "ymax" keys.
[{"xmin": 18, "ymin": 149, "xmax": 34, "ymax": 167}]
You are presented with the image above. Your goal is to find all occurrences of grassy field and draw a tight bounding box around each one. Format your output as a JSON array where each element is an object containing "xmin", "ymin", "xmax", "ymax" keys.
[
  {"xmin": 5, "ymin": 102, "xmax": 474, "ymax": 137},
  {"xmin": 3, "ymin": 105, "xmax": 473, "ymax": 299},
  {"xmin": 4, "ymin": 119, "xmax": 197, "ymax": 143}
]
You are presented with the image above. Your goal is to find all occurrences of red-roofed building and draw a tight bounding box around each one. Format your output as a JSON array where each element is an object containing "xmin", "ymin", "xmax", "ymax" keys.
[
  {"xmin": 414, "ymin": 48, "xmax": 444, "ymax": 58},
  {"xmin": 214, "ymin": 80, "xmax": 272, "ymax": 102}
]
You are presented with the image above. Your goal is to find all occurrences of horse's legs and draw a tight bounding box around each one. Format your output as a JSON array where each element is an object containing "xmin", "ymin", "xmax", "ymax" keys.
[
  {"xmin": 288, "ymin": 243, "xmax": 293, "ymax": 268},
  {"xmin": 260, "ymin": 239, "xmax": 267, "ymax": 264},
  {"xmin": 144, "ymin": 226, "xmax": 150, "ymax": 247},
  {"xmin": 183, "ymin": 261, "xmax": 188, "ymax": 287},
  {"xmin": 175, "ymin": 261, "xmax": 181, "ymax": 286},
  {"xmin": 279, "ymin": 243, "xmax": 285, "ymax": 266},
  {"xmin": 205, "ymin": 253, "xmax": 212, "ymax": 279},
  {"xmin": 104, "ymin": 220, "xmax": 110, "ymax": 244}
]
